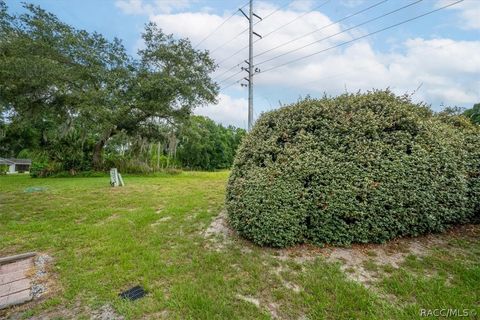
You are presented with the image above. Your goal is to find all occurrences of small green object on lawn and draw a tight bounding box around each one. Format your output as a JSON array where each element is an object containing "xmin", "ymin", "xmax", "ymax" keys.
[{"xmin": 23, "ymin": 187, "xmax": 47, "ymax": 193}]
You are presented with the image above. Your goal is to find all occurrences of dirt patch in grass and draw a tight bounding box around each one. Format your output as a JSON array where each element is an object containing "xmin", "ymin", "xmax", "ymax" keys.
[
  {"xmin": 5, "ymin": 300, "xmax": 124, "ymax": 320},
  {"xmin": 204, "ymin": 210, "xmax": 231, "ymax": 238},
  {"xmin": 203, "ymin": 210, "xmax": 480, "ymax": 282},
  {"xmin": 150, "ymin": 216, "xmax": 172, "ymax": 227},
  {"xmin": 254, "ymin": 225, "xmax": 478, "ymax": 291},
  {"xmin": 91, "ymin": 304, "xmax": 125, "ymax": 320},
  {"xmin": 268, "ymin": 224, "xmax": 480, "ymax": 288},
  {"xmin": 95, "ymin": 213, "xmax": 120, "ymax": 225},
  {"xmin": 203, "ymin": 210, "xmax": 235, "ymax": 251},
  {"xmin": 271, "ymin": 264, "xmax": 302, "ymax": 293},
  {"xmin": 205, "ymin": 211, "xmax": 480, "ymax": 287},
  {"xmin": 236, "ymin": 294, "xmax": 260, "ymax": 307},
  {"xmin": 236, "ymin": 294, "xmax": 280, "ymax": 319}
]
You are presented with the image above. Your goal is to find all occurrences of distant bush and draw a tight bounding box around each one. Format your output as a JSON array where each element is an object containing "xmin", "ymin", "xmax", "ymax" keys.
[
  {"xmin": 176, "ymin": 116, "xmax": 246, "ymax": 170},
  {"xmin": 464, "ymin": 103, "xmax": 480, "ymax": 125},
  {"xmin": 0, "ymin": 164, "xmax": 7, "ymax": 175},
  {"xmin": 104, "ymin": 152, "xmax": 181, "ymax": 174},
  {"xmin": 30, "ymin": 161, "xmax": 62, "ymax": 178},
  {"xmin": 164, "ymin": 168, "xmax": 183, "ymax": 175},
  {"xmin": 226, "ymin": 90, "xmax": 480, "ymax": 248},
  {"xmin": 48, "ymin": 171, "xmax": 107, "ymax": 178}
]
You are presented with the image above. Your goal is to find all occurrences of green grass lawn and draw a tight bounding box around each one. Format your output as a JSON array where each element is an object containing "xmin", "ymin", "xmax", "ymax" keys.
[{"xmin": 1, "ymin": 172, "xmax": 479, "ymax": 319}]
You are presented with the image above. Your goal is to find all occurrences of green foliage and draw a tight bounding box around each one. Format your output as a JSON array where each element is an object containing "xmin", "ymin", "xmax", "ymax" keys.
[
  {"xmin": 464, "ymin": 103, "xmax": 480, "ymax": 125},
  {"xmin": 3, "ymin": 173, "xmax": 480, "ymax": 319},
  {"xmin": 29, "ymin": 161, "xmax": 61, "ymax": 178},
  {"xmin": 0, "ymin": 2, "xmax": 218, "ymax": 170},
  {"xmin": 176, "ymin": 116, "xmax": 246, "ymax": 170},
  {"xmin": 99, "ymin": 116, "xmax": 245, "ymax": 174},
  {"xmin": 102, "ymin": 132, "xmax": 182, "ymax": 174},
  {"xmin": 0, "ymin": 164, "xmax": 7, "ymax": 175},
  {"xmin": 226, "ymin": 90, "xmax": 480, "ymax": 248},
  {"xmin": 46, "ymin": 171, "xmax": 107, "ymax": 178},
  {"xmin": 29, "ymin": 162, "xmax": 47, "ymax": 178}
]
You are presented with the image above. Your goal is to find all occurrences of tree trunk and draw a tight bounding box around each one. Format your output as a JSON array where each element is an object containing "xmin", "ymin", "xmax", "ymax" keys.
[
  {"xmin": 92, "ymin": 129, "xmax": 114, "ymax": 170},
  {"xmin": 92, "ymin": 139, "xmax": 106, "ymax": 171}
]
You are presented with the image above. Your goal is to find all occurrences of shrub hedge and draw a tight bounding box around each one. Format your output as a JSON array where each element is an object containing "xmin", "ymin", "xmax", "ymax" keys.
[{"xmin": 226, "ymin": 90, "xmax": 480, "ymax": 247}]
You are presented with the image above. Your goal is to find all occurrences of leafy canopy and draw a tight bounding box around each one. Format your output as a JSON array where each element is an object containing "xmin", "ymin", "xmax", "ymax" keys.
[
  {"xmin": 0, "ymin": 1, "xmax": 218, "ymax": 170},
  {"xmin": 464, "ymin": 103, "xmax": 480, "ymax": 125}
]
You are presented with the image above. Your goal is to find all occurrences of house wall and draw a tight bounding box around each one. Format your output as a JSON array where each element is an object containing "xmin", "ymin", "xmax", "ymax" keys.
[
  {"xmin": 8, "ymin": 164, "xmax": 16, "ymax": 173},
  {"xmin": 15, "ymin": 164, "xmax": 30, "ymax": 172}
]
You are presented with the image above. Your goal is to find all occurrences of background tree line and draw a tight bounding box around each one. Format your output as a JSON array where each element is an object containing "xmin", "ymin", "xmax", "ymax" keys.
[{"xmin": 0, "ymin": 2, "xmax": 245, "ymax": 175}]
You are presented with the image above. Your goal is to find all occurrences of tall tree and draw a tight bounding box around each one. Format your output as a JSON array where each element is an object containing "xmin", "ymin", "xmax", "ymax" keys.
[
  {"xmin": 90, "ymin": 22, "xmax": 218, "ymax": 168},
  {"xmin": 0, "ymin": 2, "xmax": 218, "ymax": 170}
]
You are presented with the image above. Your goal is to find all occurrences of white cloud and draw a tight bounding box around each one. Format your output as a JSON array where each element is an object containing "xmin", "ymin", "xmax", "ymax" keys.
[
  {"xmin": 115, "ymin": 0, "xmax": 192, "ymax": 15},
  {"xmin": 257, "ymin": 38, "xmax": 480, "ymax": 107},
  {"xmin": 149, "ymin": 5, "xmax": 347, "ymax": 74},
  {"xmin": 115, "ymin": 0, "xmax": 144, "ymax": 15},
  {"xmin": 195, "ymin": 93, "xmax": 248, "ymax": 128},
  {"xmin": 437, "ymin": 0, "xmax": 480, "ymax": 30},
  {"xmin": 121, "ymin": 1, "xmax": 480, "ymax": 126},
  {"xmin": 288, "ymin": 0, "xmax": 316, "ymax": 11}
]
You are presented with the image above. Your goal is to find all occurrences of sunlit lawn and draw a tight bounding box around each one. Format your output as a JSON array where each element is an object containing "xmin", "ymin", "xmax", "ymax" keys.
[{"xmin": 0, "ymin": 172, "xmax": 478, "ymax": 319}]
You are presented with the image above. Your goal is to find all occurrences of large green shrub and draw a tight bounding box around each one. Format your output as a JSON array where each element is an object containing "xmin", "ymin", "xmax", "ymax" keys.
[{"xmin": 226, "ymin": 90, "xmax": 480, "ymax": 248}]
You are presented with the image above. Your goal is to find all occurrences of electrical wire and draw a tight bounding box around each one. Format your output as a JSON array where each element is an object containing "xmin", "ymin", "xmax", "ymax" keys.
[
  {"xmin": 218, "ymin": 69, "xmax": 244, "ymax": 84},
  {"xmin": 261, "ymin": 0, "xmax": 331, "ymax": 39},
  {"xmin": 210, "ymin": 0, "xmax": 292, "ymax": 54},
  {"xmin": 193, "ymin": 0, "xmax": 249, "ymax": 49},
  {"xmin": 216, "ymin": 0, "xmax": 332, "ymax": 66},
  {"xmin": 254, "ymin": 0, "xmax": 389, "ymax": 59},
  {"xmin": 256, "ymin": 0, "xmax": 422, "ymax": 66},
  {"xmin": 220, "ymin": 78, "xmax": 244, "ymax": 90},
  {"xmin": 258, "ymin": 0, "xmax": 464, "ymax": 74}
]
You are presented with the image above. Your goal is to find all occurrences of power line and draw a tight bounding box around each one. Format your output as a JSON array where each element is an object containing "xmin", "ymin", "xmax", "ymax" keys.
[
  {"xmin": 221, "ymin": 78, "xmax": 244, "ymax": 91},
  {"xmin": 210, "ymin": 26, "xmax": 249, "ymax": 54},
  {"xmin": 259, "ymin": 0, "xmax": 292, "ymax": 21},
  {"xmin": 193, "ymin": 1, "xmax": 249, "ymax": 49},
  {"xmin": 261, "ymin": 0, "xmax": 331, "ymax": 39},
  {"xmin": 258, "ymin": 0, "xmax": 464, "ymax": 74},
  {"xmin": 254, "ymin": 0, "xmax": 389, "ymax": 59},
  {"xmin": 213, "ymin": 61, "xmax": 243, "ymax": 81},
  {"xmin": 213, "ymin": 1, "xmax": 293, "ymax": 81},
  {"xmin": 216, "ymin": 0, "xmax": 332, "ymax": 67},
  {"xmin": 218, "ymin": 69, "xmax": 244, "ymax": 84},
  {"xmin": 217, "ymin": 0, "xmax": 376, "ymax": 87},
  {"xmin": 291, "ymin": 38, "xmax": 461, "ymax": 89},
  {"xmin": 210, "ymin": 1, "xmax": 291, "ymax": 55},
  {"xmin": 256, "ymin": 0, "xmax": 422, "ymax": 66},
  {"xmin": 216, "ymin": 0, "xmax": 385, "ymax": 82}
]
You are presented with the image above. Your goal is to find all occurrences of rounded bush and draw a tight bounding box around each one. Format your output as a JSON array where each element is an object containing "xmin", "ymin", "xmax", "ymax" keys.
[{"xmin": 226, "ymin": 90, "xmax": 480, "ymax": 247}]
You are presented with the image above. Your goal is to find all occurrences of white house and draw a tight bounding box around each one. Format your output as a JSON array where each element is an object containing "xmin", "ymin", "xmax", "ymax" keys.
[{"xmin": 0, "ymin": 158, "xmax": 32, "ymax": 174}]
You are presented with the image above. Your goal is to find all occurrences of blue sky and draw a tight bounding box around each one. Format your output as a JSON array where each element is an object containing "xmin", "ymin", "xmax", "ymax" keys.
[{"xmin": 7, "ymin": 0, "xmax": 480, "ymax": 128}]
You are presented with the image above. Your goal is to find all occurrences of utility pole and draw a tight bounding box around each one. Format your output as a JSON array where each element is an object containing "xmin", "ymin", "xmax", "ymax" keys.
[
  {"xmin": 240, "ymin": 0, "xmax": 261, "ymax": 131},
  {"xmin": 248, "ymin": 0, "xmax": 253, "ymax": 132}
]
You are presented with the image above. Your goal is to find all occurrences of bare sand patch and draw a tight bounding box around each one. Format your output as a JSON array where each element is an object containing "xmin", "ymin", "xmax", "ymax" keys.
[
  {"xmin": 204, "ymin": 211, "xmax": 479, "ymax": 292},
  {"xmin": 203, "ymin": 210, "xmax": 235, "ymax": 251}
]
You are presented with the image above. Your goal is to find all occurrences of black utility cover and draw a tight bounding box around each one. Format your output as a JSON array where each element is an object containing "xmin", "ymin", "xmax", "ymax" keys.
[{"xmin": 119, "ymin": 285, "xmax": 146, "ymax": 301}]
